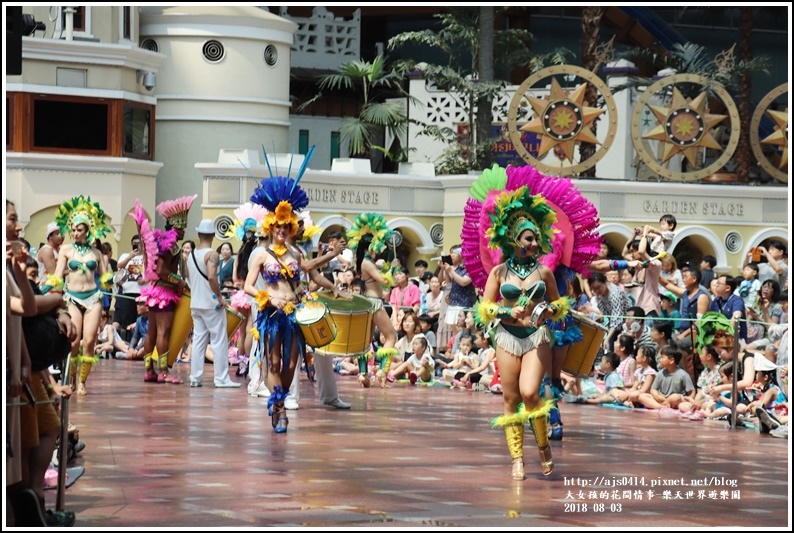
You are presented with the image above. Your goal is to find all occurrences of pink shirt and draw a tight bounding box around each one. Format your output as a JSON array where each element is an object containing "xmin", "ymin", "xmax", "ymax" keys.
[
  {"xmin": 389, "ymin": 283, "xmax": 421, "ymax": 311},
  {"xmin": 636, "ymin": 260, "xmax": 662, "ymax": 315},
  {"xmin": 616, "ymin": 356, "xmax": 636, "ymax": 388}
]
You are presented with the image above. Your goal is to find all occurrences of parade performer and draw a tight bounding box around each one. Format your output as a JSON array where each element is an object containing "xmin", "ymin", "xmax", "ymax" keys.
[
  {"xmin": 465, "ymin": 166, "xmax": 574, "ymax": 480},
  {"xmin": 227, "ymin": 202, "xmax": 269, "ymax": 376},
  {"xmin": 244, "ymin": 152, "xmax": 317, "ymax": 433},
  {"xmin": 486, "ymin": 165, "xmax": 601, "ymax": 440},
  {"xmin": 131, "ymin": 194, "xmax": 196, "ymax": 384},
  {"xmin": 45, "ymin": 196, "xmax": 113, "ymax": 395},
  {"xmin": 347, "ymin": 213, "xmax": 400, "ymax": 388}
]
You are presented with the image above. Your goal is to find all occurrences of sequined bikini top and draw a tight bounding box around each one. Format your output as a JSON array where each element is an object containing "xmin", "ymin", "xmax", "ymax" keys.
[
  {"xmin": 262, "ymin": 260, "xmax": 302, "ymax": 284},
  {"xmin": 500, "ymin": 281, "xmax": 546, "ymax": 302},
  {"xmin": 68, "ymin": 259, "xmax": 98, "ymax": 272}
]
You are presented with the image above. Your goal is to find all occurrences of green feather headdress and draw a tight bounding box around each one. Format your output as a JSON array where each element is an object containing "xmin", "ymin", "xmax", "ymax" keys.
[
  {"xmin": 55, "ymin": 195, "xmax": 111, "ymax": 242},
  {"xmin": 486, "ymin": 186, "xmax": 557, "ymax": 256},
  {"xmin": 346, "ymin": 213, "xmax": 393, "ymax": 253}
]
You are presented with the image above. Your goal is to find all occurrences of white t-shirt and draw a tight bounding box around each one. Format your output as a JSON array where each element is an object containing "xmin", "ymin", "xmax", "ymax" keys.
[{"xmin": 118, "ymin": 252, "xmax": 146, "ymax": 295}]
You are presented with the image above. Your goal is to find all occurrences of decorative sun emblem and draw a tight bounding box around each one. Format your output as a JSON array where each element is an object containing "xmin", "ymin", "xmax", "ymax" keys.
[
  {"xmin": 760, "ymin": 107, "xmax": 789, "ymax": 170},
  {"xmin": 642, "ymin": 87, "xmax": 727, "ymax": 168},
  {"xmin": 750, "ymin": 83, "xmax": 788, "ymax": 184},
  {"xmin": 520, "ymin": 77, "xmax": 605, "ymax": 163}
]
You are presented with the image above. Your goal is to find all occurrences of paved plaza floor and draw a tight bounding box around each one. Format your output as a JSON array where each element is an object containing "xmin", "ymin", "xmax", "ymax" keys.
[{"xmin": 46, "ymin": 359, "xmax": 790, "ymax": 528}]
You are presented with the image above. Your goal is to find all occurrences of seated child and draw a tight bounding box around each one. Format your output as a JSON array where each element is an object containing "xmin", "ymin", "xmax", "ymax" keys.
[
  {"xmin": 441, "ymin": 332, "xmax": 476, "ymax": 388},
  {"xmin": 586, "ymin": 352, "xmax": 625, "ymax": 404},
  {"xmin": 95, "ymin": 311, "xmax": 128, "ymax": 358},
  {"xmin": 454, "ymin": 330, "xmax": 497, "ymax": 390},
  {"xmin": 388, "ymin": 334, "xmax": 435, "ymax": 384},
  {"xmin": 614, "ymin": 334, "xmax": 637, "ymax": 390},
  {"xmin": 748, "ymin": 367, "xmax": 786, "ymax": 433},
  {"xmin": 678, "ymin": 344, "xmax": 723, "ymax": 416},
  {"xmin": 701, "ymin": 362, "xmax": 740, "ymax": 419},
  {"xmin": 635, "ymin": 345, "xmax": 696, "ymax": 409},
  {"xmin": 616, "ymin": 344, "xmax": 658, "ymax": 407}
]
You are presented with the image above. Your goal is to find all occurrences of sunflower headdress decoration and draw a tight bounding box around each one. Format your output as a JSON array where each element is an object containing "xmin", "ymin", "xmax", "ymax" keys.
[
  {"xmin": 156, "ymin": 194, "xmax": 197, "ymax": 229},
  {"xmin": 296, "ymin": 211, "xmax": 321, "ymax": 244},
  {"xmin": 249, "ymin": 145, "xmax": 314, "ymax": 237},
  {"xmin": 55, "ymin": 195, "xmax": 112, "ymax": 242},
  {"xmin": 225, "ymin": 202, "xmax": 268, "ymax": 241},
  {"xmin": 347, "ymin": 213, "xmax": 393, "ymax": 254}
]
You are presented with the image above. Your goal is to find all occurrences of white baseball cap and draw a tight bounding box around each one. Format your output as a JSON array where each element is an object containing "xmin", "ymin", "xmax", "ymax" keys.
[
  {"xmin": 196, "ymin": 219, "xmax": 216, "ymax": 235},
  {"xmin": 46, "ymin": 222, "xmax": 60, "ymax": 237}
]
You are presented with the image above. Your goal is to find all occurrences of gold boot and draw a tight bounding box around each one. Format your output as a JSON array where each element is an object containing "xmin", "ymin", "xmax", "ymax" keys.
[
  {"xmin": 529, "ymin": 416, "xmax": 554, "ymax": 476},
  {"xmin": 77, "ymin": 354, "xmax": 94, "ymax": 395},
  {"xmin": 504, "ymin": 422, "xmax": 525, "ymax": 480}
]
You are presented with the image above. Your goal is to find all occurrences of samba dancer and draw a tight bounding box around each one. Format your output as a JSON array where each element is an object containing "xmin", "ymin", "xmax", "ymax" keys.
[
  {"xmin": 244, "ymin": 153, "xmax": 328, "ymax": 432},
  {"xmin": 465, "ymin": 167, "xmax": 574, "ymax": 480},
  {"xmin": 347, "ymin": 214, "xmax": 400, "ymax": 388},
  {"xmin": 463, "ymin": 165, "xmax": 601, "ymax": 443},
  {"xmin": 44, "ymin": 196, "xmax": 113, "ymax": 395},
  {"xmin": 131, "ymin": 194, "xmax": 196, "ymax": 384}
]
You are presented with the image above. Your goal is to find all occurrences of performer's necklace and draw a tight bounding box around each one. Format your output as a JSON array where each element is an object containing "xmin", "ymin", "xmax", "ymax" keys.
[
  {"xmin": 271, "ymin": 243, "xmax": 287, "ymax": 257},
  {"xmin": 73, "ymin": 242, "xmax": 92, "ymax": 255},
  {"xmin": 507, "ymin": 256, "xmax": 538, "ymax": 280}
]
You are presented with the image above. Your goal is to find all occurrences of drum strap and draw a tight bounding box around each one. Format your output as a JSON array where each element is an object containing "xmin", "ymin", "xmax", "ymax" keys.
[{"xmin": 191, "ymin": 250, "xmax": 209, "ymax": 281}]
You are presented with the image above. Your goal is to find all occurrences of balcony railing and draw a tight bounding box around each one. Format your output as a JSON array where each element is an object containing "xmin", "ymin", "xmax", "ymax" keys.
[{"xmin": 279, "ymin": 6, "xmax": 360, "ymax": 71}]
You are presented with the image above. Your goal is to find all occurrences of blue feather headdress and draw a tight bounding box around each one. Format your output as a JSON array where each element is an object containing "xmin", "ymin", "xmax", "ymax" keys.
[{"xmin": 249, "ymin": 144, "xmax": 315, "ymax": 236}]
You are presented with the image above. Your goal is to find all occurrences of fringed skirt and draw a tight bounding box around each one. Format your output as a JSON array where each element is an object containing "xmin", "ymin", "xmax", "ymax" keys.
[
  {"xmin": 64, "ymin": 287, "xmax": 102, "ymax": 312},
  {"xmin": 138, "ymin": 281, "xmax": 180, "ymax": 311},
  {"xmin": 493, "ymin": 322, "xmax": 551, "ymax": 357}
]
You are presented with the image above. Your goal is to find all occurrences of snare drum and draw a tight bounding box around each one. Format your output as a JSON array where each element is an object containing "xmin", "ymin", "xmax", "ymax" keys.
[
  {"xmin": 312, "ymin": 292, "xmax": 374, "ymax": 356},
  {"xmin": 562, "ymin": 311, "xmax": 608, "ymax": 378},
  {"xmin": 295, "ymin": 301, "xmax": 337, "ymax": 348}
]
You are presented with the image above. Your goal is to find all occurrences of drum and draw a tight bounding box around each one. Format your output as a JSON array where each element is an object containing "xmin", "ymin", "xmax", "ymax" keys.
[
  {"xmin": 295, "ymin": 301, "xmax": 337, "ymax": 348},
  {"xmin": 226, "ymin": 306, "xmax": 245, "ymax": 340},
  {"xmin": 153, "ymin": 289, "xmax": 193, "ymax": 368},
  {"xmin": 312, "ymin": 292, "xmax": 374, "ymax": 356},
  {"xmin": 562, "ymin": 311, "xmax": 608, "ymax": 378}
]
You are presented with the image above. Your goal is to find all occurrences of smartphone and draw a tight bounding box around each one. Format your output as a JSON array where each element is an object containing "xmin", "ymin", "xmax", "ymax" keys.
[
  {"xmin": 441, "ymin": 255, "xmax": 453, "ymax": 265},
  {"xmin": 23, "ymin": 383, "xmax": 36, "ymax": 407},
  {"xmin": 10, "ymin": 241, "xmax": 25, "ymax": 257},
  {"xmin": 750, "ymin": 247, "xmax": 761, "ymax": 263}
]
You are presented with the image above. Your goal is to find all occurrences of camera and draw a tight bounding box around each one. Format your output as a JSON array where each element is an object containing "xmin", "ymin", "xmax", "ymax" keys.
[{"xmin": 634, "ymin": 228, "xmax": 641, "ymax": 235}]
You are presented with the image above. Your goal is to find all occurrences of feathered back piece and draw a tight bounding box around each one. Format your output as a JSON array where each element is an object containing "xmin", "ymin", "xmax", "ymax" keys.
[
  {"xmin": 55, "ymin": 195, "xmax": 112, "ymax": 242},
  {"xmin": 156, "ymin": 194, "xmax": 197, "ymax": 229},
  {"xmin": 225, "ymin": 202, "xmax": 268, "ymax": 241},
  {"xmin": 248, "ymin": 144, "xmax": 315, "ymax": 237},
  {"xmin": 696, "ymin": 312, "xmax": 735, "ymax": 352},
  {"xmin": 130, "ymin": 200, "xmax": 177, "ymax": 281},
  {"xmin": 347, "ymin": 213, "xmax": 393, "ymax": 253},
  {"xmin": 462, "ymin": 164, "xmax": 601, "ymax": 292}
]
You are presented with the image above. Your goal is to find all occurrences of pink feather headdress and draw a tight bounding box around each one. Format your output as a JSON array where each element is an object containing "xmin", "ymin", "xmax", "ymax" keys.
[{"xmin": 156, "ymin": 194, "xmax": 197, "ymax": 229}]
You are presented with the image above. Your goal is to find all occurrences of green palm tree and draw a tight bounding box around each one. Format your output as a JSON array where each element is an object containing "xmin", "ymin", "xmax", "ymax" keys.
[{"xmin": 299, "ymin": 55, "xmax": 408, "ymax": 160}]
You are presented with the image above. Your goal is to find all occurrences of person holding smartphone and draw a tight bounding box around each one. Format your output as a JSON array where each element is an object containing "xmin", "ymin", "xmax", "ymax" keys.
[{"xmin": 115, "ymin": 234, "xmax": 146, "ymax": 339}]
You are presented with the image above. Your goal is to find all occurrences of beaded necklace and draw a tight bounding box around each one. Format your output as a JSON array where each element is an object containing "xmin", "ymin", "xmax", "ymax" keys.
[
  {"xmin": 506, "ymin": 255, "xmax": 538, "ymax": 280},
  {"xmin": 73, "ymin": 241, "xmax": 93, "ymax": 256}
]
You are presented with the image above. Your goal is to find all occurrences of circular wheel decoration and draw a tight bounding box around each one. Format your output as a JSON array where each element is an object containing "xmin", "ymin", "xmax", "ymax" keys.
[
  {"xmin": 507, "ymin": 65, "xmax": 618, "ymax": 176},
  {"xmin": 631, "ymin": 73, "xmax": 740, "ymax": 182},
  {"xmin": 750, "ymin": 83, "xmax": 788, "ymax": 184}
]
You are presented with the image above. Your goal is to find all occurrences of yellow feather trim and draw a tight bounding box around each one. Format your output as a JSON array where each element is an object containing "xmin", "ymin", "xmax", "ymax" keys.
[
  {"xmin": 250, "ymin": 328, "xmax": 260, "ymax": 341},
  {"xmin": 283, "ymin": 301, "xmax": 296, "ymax": 315},
  {"xmin": 522, "ymin": 398, "xmax": 556, "ymax": 420},
  {"xmin": 549, "ymin": 296, "xmax": 573, "ymax": 322},
  {"xmin": 99, "ymin": 272, "xmax": 114, "ymax": 290},
  {"xmin": 474, "ymin": 299, "xmax": 499, "ymax": 328},
  {"xmin": 255, "ymin": 290, "xmax": 270, "ymax": 311}
]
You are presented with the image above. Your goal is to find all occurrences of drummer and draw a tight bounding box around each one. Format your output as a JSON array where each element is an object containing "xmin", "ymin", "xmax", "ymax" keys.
[
  {"xmin": 346, "ymin": 213, "xmax": 401, "ymax": 388},
  {"xmin": 185, "ymin": 220, "xmax": 241, "ymax": 389},
  {"xmin": 283, "ymin": 213, "xmax": 353, "ymax": 410}
]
